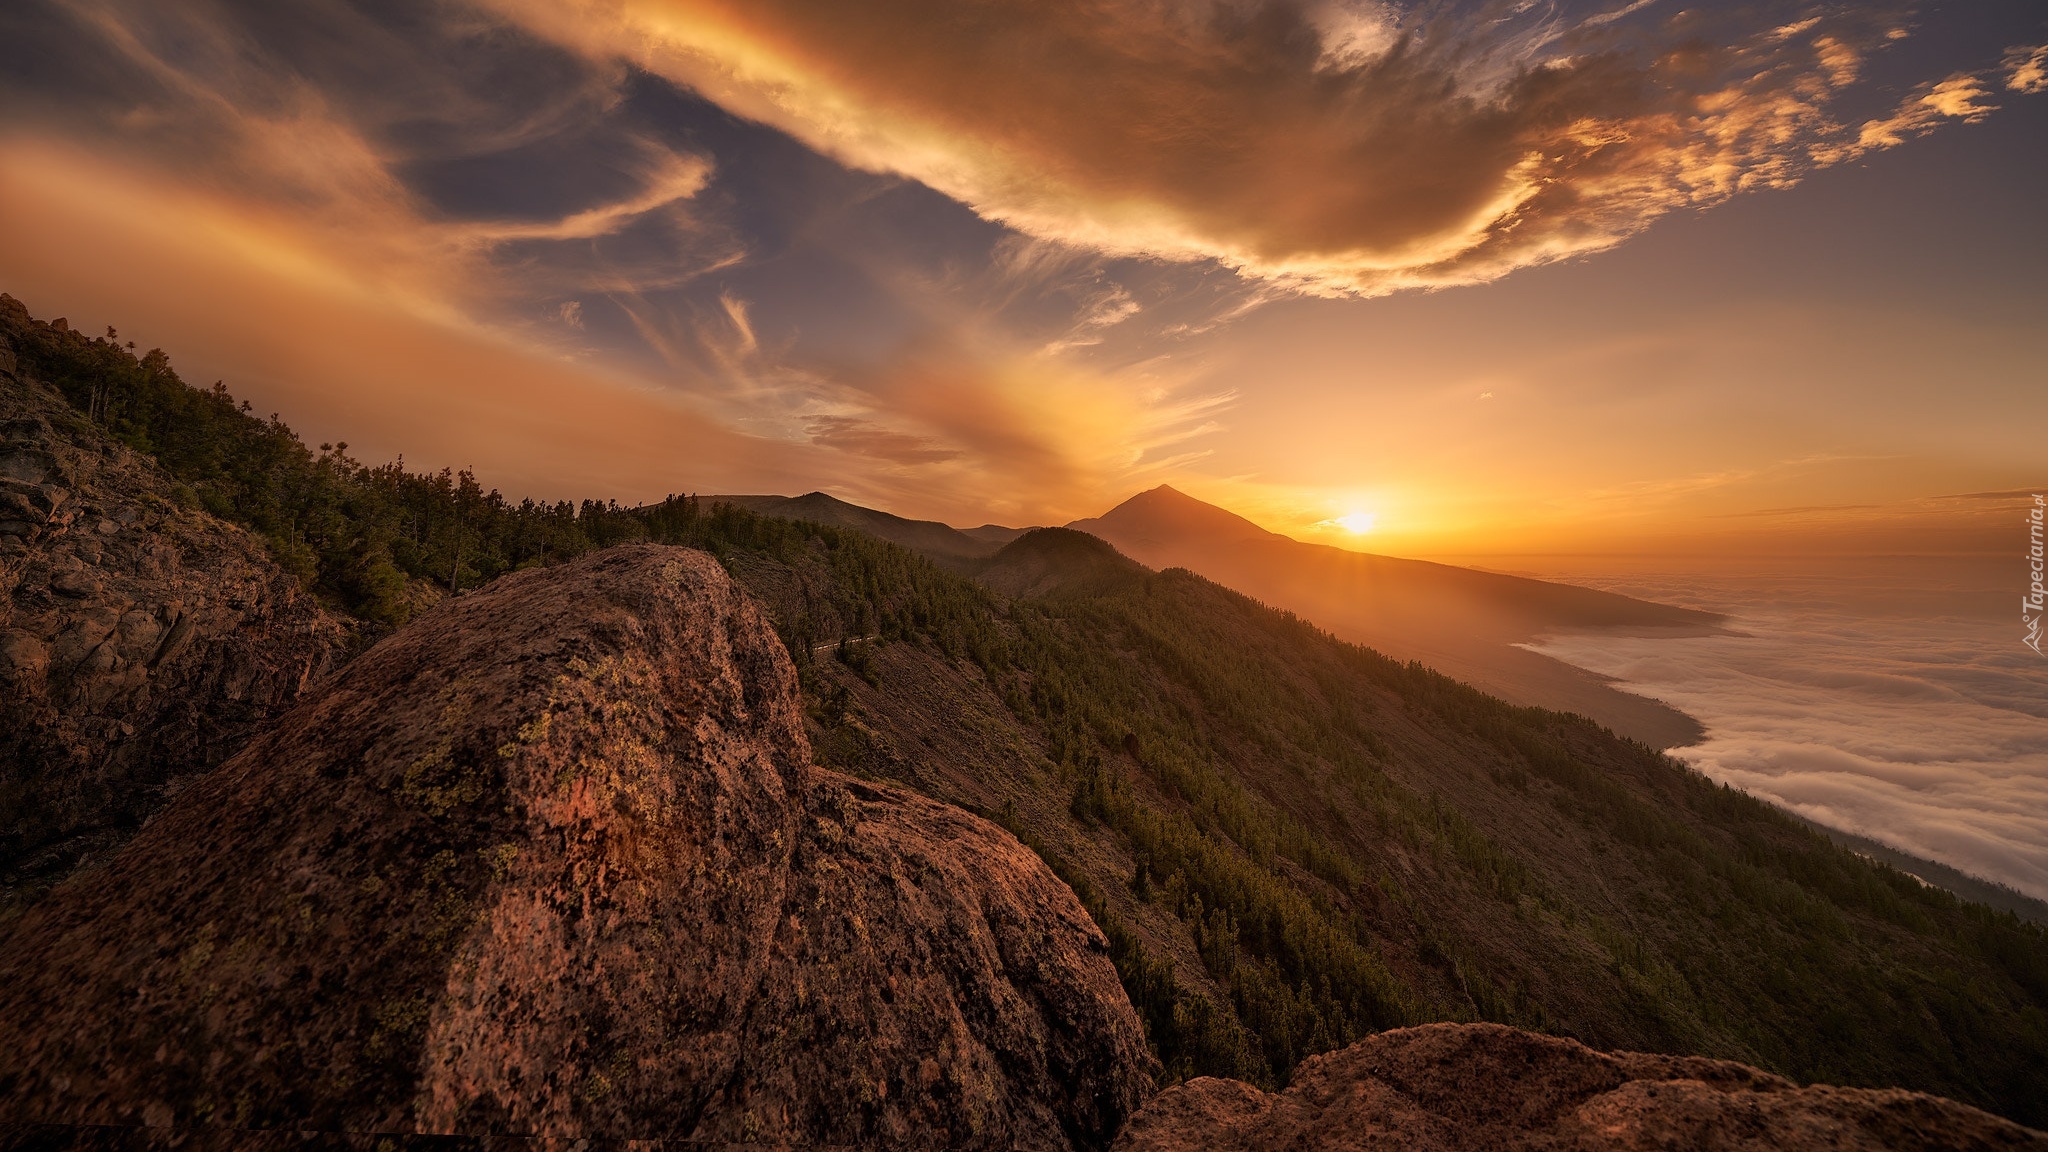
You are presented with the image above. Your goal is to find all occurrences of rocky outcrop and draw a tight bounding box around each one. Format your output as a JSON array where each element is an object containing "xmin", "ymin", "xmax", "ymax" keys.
[
  {"xmin": 0, "ymin": 545, "xmax": 1156, "ymax": 1150},
  {"xmin": 0, "ymin": 318, "xmax": 349, "ymax": 912},
  {"xmin": 1115, "ymin": 1023, "xmax": 2045, "ymax": 1151}
]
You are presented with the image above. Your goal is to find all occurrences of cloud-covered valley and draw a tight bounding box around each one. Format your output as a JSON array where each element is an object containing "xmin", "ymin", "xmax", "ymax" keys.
[{"xmin": 1527, "ymin": 552, "xmax": 2048, "ymax": 901}]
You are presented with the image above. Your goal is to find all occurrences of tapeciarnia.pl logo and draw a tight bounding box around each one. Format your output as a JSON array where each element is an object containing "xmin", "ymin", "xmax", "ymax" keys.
[{"xmin": 2027, "ymin": 493, "xmax": 2045, "ymax": 657}]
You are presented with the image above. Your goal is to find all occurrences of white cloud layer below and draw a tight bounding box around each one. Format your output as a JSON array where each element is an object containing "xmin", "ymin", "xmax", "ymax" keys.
[{"xmin": 1524, "ymin": 557, "xmax": 2048, "ymax": 901}]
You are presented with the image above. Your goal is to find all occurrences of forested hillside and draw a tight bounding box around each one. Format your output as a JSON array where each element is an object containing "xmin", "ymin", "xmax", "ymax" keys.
[
  {"xmin": 7, "ymin": 296, "xmax": 2047, "ymax": 1126},
  {"xmin": 5, "ymin": 296, "xmax": 682, "ymax": 626}
]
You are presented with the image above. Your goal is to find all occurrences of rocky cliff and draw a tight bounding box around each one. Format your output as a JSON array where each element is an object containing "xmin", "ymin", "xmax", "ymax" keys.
[
  {"xmin": 0, "ymin": 329, "xmax": 349, "ymax": 913},
  {"xmin": 1115, "ymin": 1023, "xmax": 2046, "ymax": 1151},
  {"xmin": 0, "ymin": 545, "xmax": 1155, "ymax": 1149}
]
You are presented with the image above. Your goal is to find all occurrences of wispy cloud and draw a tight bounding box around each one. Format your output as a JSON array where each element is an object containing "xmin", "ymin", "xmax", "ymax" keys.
[
  {"xmin": 454, "ymin": 149, "xmax": 715, "ymax": 244},
  {"xmin": 2007, "ymin": 44, "xmax": 2048, "ymax": 94},
  {"xmin": 0, "ymin": 139, "xmax": 811, "ymax": 501},
  {"xmin": 0, "ymin": 0, "xmax": 796, "ymax": 497},
  {"xmin": 803, "ymin": 415, "xmax": 961, "ymax": 466},
  {"xmin": 1810, "ymin": 72, "xmax": 2002, "ymax": 165},
  {"xmin": 9, "ymin": 0, "xmax": 730, "ymax": 326},
  {"xmin": 790, "ymin": 336, "xmax": 1234, "ymax": 522}
]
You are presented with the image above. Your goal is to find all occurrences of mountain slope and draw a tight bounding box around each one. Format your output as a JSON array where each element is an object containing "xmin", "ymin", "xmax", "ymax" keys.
[
  {"xmin": 0, "ymin": 319, "xmax": 351, "ymax": 914},
  {"xmin": 715, "ymin": 522, "xmax": 2048, "ymax": 1125},
  {"xmin": 1069, "ymin": 486, "xmax": 1719, "ymax": 748}
]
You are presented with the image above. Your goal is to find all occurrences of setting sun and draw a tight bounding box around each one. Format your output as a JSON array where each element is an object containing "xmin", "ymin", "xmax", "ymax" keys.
[{"xmin": 1336, "ymin": 511, "xmax": 1377, "ymax": 534}]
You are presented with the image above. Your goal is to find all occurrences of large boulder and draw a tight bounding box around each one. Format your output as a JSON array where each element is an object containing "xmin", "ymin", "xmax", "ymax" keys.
[
  {"xmin": 0, "ymin": 545, "xmax": 1156, "ymax": 1149},
  {"xmin": 0, "ymin": 316, "xmax": 349, "ymax": 913},
  {"xmin": 1114, "ymin": 1022, "xmax": 2044, "ymax": 1151}
]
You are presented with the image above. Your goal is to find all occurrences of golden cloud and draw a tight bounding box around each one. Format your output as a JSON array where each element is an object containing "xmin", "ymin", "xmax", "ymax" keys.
[
  {"xmin": 1810, "ymin": 73, "xmax": 2001, "ymax": 164},
  {"xmin": 0, "ymin": 124, "xmax": 1226, "ymax": 523},
  {"xmin": 0, "ymin": 1, "xmax": 814, "ymax": 501},
  {"xmin": 2007, "ymin": 44, "xmax": 2048, "ymax": 94},
  {"xmin": 732, "ymin": 328, "xmax": 1233, "ymax": 525},
  {"xmin": 483, "ymin": 0, "xmax": 2041, "ymax": 294},
  {"xmin": 0, "ymin": 138, "xmax": 805, "ymax": 502}
]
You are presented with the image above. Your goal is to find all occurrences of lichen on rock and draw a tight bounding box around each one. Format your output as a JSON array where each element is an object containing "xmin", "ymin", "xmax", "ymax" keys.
[
  {"xmin": 0, "ymin": 545, "xmax": 1156, "ymax": 1150},
  {"xmin": 1113, "ymin": 1022, "xmax": 2047, "ymax": 1151}
]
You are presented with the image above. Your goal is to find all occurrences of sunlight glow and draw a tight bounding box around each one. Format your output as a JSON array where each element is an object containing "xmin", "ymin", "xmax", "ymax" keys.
[{"xmin": 1335, "ymin": 511, "xmax": 1377, "ymax": 534}]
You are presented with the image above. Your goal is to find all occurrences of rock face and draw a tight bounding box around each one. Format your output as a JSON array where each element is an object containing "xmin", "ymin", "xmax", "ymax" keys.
[
  {"xmin": 0, "ymin": 545, "xmax": 1156, "ymax": 1150},
  {"xmin": 1115, "ymin": 1023, "xmax": 2046, "ymax": 1151},
  {"xmin": 0, "ymin": 323, "xmax": 349, "ymax": 911}
]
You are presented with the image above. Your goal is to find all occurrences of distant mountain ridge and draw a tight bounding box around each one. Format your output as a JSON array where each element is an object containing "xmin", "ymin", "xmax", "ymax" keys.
[
  {"xmin": 706, "ymin": 485, "xmax": 1727, "ymax": 748},
  {"xmin": 707, "ymin": 492, "xmax": 1009, "ymax": 561},
  {"xmin": 1069, "ymin": 485, "xmax": 1721, "ymax": 748},
  {"xmin": 1070, "ymin": 486, "xmax": 1720, "ymax": 633},
  {"xmin": 702, "ymin": 489, "xmax": 1723, "ymax": 748}
]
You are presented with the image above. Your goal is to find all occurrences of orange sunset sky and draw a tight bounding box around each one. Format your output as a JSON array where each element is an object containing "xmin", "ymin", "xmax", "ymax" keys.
[{"xmin": 1, "ymin": 0, "xmax": 2042, "ymax": 556}]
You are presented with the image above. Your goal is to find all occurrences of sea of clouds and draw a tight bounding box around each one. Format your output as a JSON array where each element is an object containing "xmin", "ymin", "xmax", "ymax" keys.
[{"xmin": 1523, "ymin": 555, "xmax": 2048, "ymax": 901}]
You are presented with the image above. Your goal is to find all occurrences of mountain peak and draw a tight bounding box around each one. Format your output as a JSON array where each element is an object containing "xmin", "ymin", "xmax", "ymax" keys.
[{"xmin": 1074, "ymin": 485, "xmax": 1279, "ymax": 545}]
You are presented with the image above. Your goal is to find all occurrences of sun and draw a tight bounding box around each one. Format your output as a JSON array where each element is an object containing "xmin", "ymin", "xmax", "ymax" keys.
[{"xmin": 1335, "ymin": 511, "xmax": 1377, "ymax": 534}]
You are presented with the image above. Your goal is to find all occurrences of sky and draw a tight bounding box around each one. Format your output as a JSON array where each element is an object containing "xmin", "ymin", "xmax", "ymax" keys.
[{"xmin": 0, "ymin": 0, "xmax": 2042, "ymax": 555}]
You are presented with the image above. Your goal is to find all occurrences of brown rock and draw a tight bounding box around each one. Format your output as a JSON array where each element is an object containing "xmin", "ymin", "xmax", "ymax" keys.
[
  {"xmin": 112, "ymin": 609, "xmax": 159, "ymax": 661},
  {"xmin": 0, "ymin": 339, "xmax": 351, "ymax": 913},
  {"xmin": 0, "ymin": 446, "xmax": 48, "ymax": 484},
  {"xmin": 0, "ymin": 629, "xmax": 47, "ymax": 679},
  {"xmin": 0, "ymin": 545, "xmax": 1156, "ymax": 1149},
  {"xmin": 47, "ymin": 567, "xmax": 98, "ymax": 598},
  {"xmin": 1114, "ymin": 1023, "xmax": 2045, "ymax": 1151}
]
